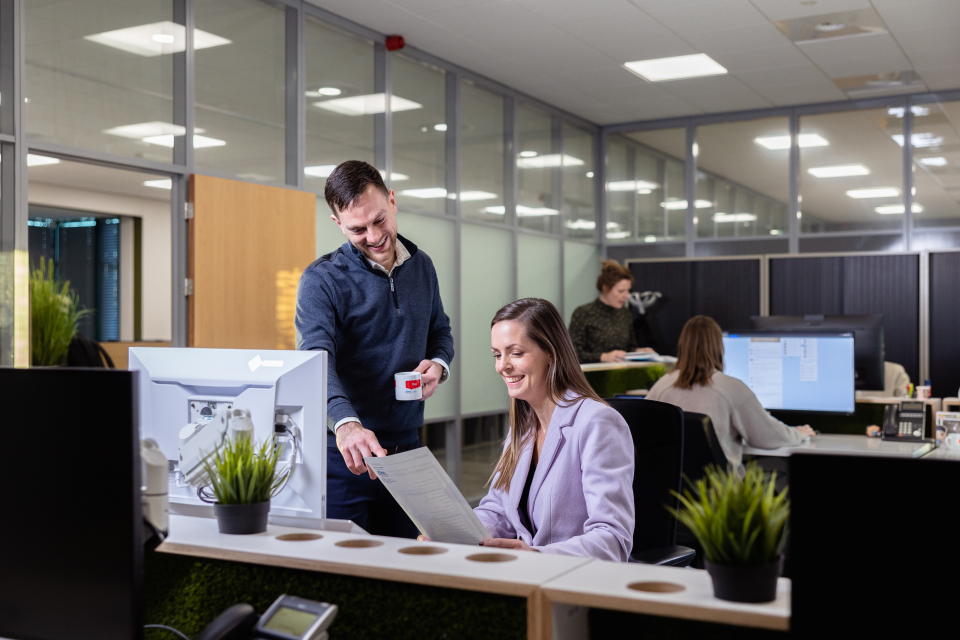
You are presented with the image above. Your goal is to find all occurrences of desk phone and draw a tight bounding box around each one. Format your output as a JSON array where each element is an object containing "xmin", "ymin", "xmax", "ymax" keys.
[{"xmin": 883, "ymin": 401, "xmax": 926, "ymax": 441}]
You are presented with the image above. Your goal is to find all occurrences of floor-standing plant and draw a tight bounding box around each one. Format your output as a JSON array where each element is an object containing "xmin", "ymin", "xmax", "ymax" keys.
[
  {"xmin": 669, "ymin": 462, "xmax": 789, "ymax": 602},
  {"xmin": 30, "ymin": 259, "xmax": 88, "ymax": 366}
]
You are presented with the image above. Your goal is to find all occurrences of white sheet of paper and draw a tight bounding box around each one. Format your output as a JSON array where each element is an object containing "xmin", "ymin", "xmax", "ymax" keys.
[{"xmin": 363, "ymin": 448, "xmax": 491, "ymax": 545}]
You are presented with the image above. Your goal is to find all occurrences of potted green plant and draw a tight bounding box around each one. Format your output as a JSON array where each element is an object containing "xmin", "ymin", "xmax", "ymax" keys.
[
  {"xmin": 670, "ymin": 462, "xmax": 788, "ymax": 603},
  {"xmin": 30, "ymin": 258, "xmax": 89, "ymax": 366},
  {"xmin": 201, "ymin": 434, "xmax": 291, "ymax": 535}
]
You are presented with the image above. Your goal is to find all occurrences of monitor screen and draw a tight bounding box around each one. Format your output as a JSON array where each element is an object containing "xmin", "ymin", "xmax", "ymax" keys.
[{"xmin": 722, "ymin": 332, "xmax": 855, "ymax": 413}]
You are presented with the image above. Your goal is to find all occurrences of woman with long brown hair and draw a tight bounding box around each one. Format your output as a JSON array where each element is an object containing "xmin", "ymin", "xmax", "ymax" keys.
[
  {"xmin": 472, "ymin": 298, "xmax": 635, "ymax": 561},
  {"xmin": 647, "ymin": 315, "xmax": 814, "ymax": 471}
]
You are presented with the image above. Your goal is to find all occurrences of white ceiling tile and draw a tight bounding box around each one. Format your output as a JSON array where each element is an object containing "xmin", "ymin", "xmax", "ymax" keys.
[
  {"xmin": 556, "ymin": 13, "xmax": 697, "ymax": 62},
  {"xmin": 913, "ymin": 66, "xmax": 960, "ymax": 91},
  {"xmin": 683, "ymin": 89, "xmax": 772, "ymax": 112},
  {"xmin": 798, "ymin": 33, "xmax": 912, "ymax": 78},
  {"xmin": 385, "ymin": 0, "xmax": 485, "ymax": 14},
  {"xmin": 629, "ymin": 0, "xmax": 725, "ymax": 10},
  {"xmin": 605, "ymin": 94, "xmax": 703, "ymax": 120},
  {"xmin": 753, "ymin": 81, "xmax": 847, "ymax": 106},
  {"xmin": 648, "ymin": 0, "xmax": 771, "ymax": 36},
  {"xmin": 891, "ymin": 23, "xmax": 960, "ymax": 53},
  {"xmin": 655, "ymin": 73, "xmax": 758, "ymax": 100},
  {"xmin": 750, "ymin": 0, "xmax": 871, "ymax": 22},
  {"xmin": 683, "ymin": 22, "xmax": 791, "ymax": 54},
  {"xmin": 873, "ymin": 0, "xmax": 960, "ymax": 33},
  {"xmin": 478, "ymin": 27, "xmax": 616, "ymax": 71},
  {"xmin": 709, "ymin": 45, "xmax": 809, "ymax": 73},
  {"xmin": 904, "ymin": 44, "xmax": 960, "ymax": 71},
  {"xmin": 515, "ymin": 0, "xmax": 636, "ymax": 23},
  {"xmin": 735, "ymin": 64, "xmax": 830, "ymax": 87},
  {"xmin": 428, "ymin": 1, "xmax": 547, "ymax": 35}
]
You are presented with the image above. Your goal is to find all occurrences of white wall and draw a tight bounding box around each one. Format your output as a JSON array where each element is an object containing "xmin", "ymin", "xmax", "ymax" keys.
[{"xmin": 29, "ymin": 183, "xmax": 172, "ymax": 341}]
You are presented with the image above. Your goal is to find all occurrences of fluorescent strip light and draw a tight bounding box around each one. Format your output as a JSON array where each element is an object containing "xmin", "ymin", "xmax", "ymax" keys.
[
  {"xmin": 519, "ymin": 150, "xmax": 538, "ymax": 158},
  {"xmin": 481, "ymin": 205, "xmax": 559, "ymax": 216},
  {"xmin": 304, "ymin": 165, "xmax": 337, "ymax": 178},
  {"xmin": 891, "ymin": 133, "xmax": 944, "ymax": 148},
  {"xmin": 607, "ymin": 180, "xmax": 659, "ymax": 192},
  {"xmin": 919, "ymin": 157, "xmax": 947, "ymax": 166},
  {"xmin": 143, "ymin": 134, "xmax": 225, "ymax": 148},
  {"xmin": 888, "ymin": 106, "xmax": 929, "ymax": 118},
  {"xmin": 624, "ymin": 54, "xmax": 727, "ymax": 82},
  {"xmin": 713, "ymin": 213, "xmax": 757, "ymax": 222},
  {"xmin": 565, "ymin": 220, "xmax": 596, "ymax": 230},
  {"xmin": 434, "ymin": 123, "xmax": 447, "ymax": 132},
  {"xmin": 85, "ymin": 22, "xmax": 230, "ymax": 57},
  {"xmin": 876, "ymin": 204, "xmax": 923, "ymax": 214},
  {"xmin": 458, "ymin": 191, "xmax": 497, "ymax": 201},
  {"xmin": 516, "ymin": 154, "xmax": 584, "ymax": 168},
  {"xmin": 104, "ymin": 121, "xmax": 187, "ymax": 139},
  {"xmin": 315, "ymin": 94, "xmax": 422, "ymax": 116},
  {"xmin": 644, "ymin": 235, "xmax": 658, "ymax": 243},
  {"xmin": 662, "ymin": 199, "xmax": 712, "ymax": 210},
  {"xmin": 846, "ymin": 187, "xmax": 900, "ymax": 199},
  {"xmin": 318, "ymin": 87, "xmax": 341, "ymax": 96},
  {"xmin": 401, "ymin": 188, "xmax": 447, "ymax": 199},
  {"xmin": 808, "ymin": 164, "xmax": 870, "ymax": 178},
  {"xmin": 27, "ymin": 155, "xmax": 59, "ymax": 166},
  {"xmin": 770, "ymin": 230, "xmax": 783, "ymax": 235},
  {"xmin": 144, "ymin": 179, "xmax": 172, "ymax": 189},
  {"xmin": 606, "ymin": 231, "xmax": 631, "ymax": 239},
  {"xmin": 754, "ymin": 133, "xmax": 829, "ymax": 150}
]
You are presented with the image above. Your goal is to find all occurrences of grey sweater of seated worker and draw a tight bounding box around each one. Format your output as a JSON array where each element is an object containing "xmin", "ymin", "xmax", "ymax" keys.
[{"xmin": 647, "ymin": 370, "xmax": 804, "ymax": 472}]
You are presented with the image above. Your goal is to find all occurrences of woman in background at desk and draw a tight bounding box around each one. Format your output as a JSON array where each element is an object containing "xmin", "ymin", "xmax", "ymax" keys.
[
  {"xmin": 568, "ymin": 260, "xmax": 653, "ymax": 363},
  {"xmin": 471, "ymin": 298, "xmax": 635, "ymax": 561},
  {"xmin": 647, "ymin": 315, "xmax": 815, "ymax": 472}
]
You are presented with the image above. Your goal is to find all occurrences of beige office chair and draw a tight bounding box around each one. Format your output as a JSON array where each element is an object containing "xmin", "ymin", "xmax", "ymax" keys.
[{"xmin": 856, "ymin": 361, "xmax": 910, "ymax": 398}]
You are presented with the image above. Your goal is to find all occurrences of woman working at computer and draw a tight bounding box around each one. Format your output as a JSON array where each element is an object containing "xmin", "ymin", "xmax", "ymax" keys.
[
  {"xmin": 647, "ymin": 315, "xmax": 815, "ymax": 472},
  {"xmin": 469, "ymin": 298, "xmax": 635, "ymax": 561}
]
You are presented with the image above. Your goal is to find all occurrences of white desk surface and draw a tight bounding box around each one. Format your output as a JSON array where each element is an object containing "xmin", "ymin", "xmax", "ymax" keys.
[
  {"xmin": 541, "ymin": 560, "xmax": 790, "ymax": 631},
  {"xmin": 580, "ymin": 361, "xmax": 665, "ymax": 372},
  {"xmin": 743, "ymin": 434, "xmax": 935, "ymax": 458},
  {"xmin": 159, "ymin": 514, "xmax": 591, "ymax": 597},
  {"xmin": 921, "ymin": 445, "xmax": 960, "ymax": 460}
]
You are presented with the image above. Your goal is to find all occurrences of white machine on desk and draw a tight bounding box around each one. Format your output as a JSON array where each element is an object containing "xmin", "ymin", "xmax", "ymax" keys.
[{"xmin": 130, "ymin": 347, "xmax": 327, "ymax": 523}]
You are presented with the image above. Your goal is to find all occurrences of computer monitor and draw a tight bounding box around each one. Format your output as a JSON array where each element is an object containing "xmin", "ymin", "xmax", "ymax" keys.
[
  {"xmin": 722, "ymin": 332, "xmax": 855, "ymax": 413},
  {"xmin": 750, "ymin": 314, "xmax": 884, "ymax": 391},
  {"xmin": 0, "ymin": 367, "xmax": 142, "ymax": 640},
  {"xmin": 129, "ymin": 347, "xmax": 327, "ymax": 520}
]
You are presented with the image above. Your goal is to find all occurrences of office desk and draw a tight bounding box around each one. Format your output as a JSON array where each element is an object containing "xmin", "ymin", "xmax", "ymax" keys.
[
  {"xmin": 580, "ymin": 361, "xmax": 668, "ymax": 373},
  {"xmin": 942, "ymin": 397, "xmax": 960, "ymax": 412},
  {"xmin": 920, "ymin": 445, "xmax": 960, "ymax": 460},
  {"xmin": 580, "ymin": 361, "xmax": 669, "ymax": 398},
  {"xmin": 743, "ymin": 434, "xmax": 935, "ymax": 458}
]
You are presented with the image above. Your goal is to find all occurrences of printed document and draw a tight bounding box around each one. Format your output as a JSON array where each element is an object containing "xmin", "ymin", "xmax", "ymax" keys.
[{"xmin": 363, "ymin": 448, "xmax": 491, "ymax": 545}]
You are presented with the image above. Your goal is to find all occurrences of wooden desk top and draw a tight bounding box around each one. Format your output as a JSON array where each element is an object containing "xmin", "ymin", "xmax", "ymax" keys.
[
  {"xmin": 743, "ymin": 434, "xmax": 934, "ymax": 458},
  {"xmin": 541, "ymin": 559, "xmax": 790, "ymax": 631},
  {"xmin": 580, "ymin": 361, "xmax": 667, "ymax": 373}
]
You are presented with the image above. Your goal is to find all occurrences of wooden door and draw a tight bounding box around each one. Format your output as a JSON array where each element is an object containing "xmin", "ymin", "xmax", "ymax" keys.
[{"xmin": 189, "ymin": 175, "xmax": 315, "ymax": 349}]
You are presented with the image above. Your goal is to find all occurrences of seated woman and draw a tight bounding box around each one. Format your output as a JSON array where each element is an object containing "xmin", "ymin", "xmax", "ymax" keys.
[
  {"xmin": 474, "ymin": 298, "xmax": 635, "ymax": 561},
  {"xmin": 647, "ymin": 315, "xmax": 815, "ymax": 472},
  {"xmin": 568, "ymin": 260, "xmax": 652, "ymax": 363}
]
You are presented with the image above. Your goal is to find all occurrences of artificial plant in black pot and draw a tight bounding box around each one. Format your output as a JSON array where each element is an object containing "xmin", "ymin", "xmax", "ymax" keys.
[
  {"xmin": 670, "ymin": 462, "xmax": 789, "ymax": 603},
  {"xmin": 201, "ymin": 434, "xmax": 290, "ymax": 535}
]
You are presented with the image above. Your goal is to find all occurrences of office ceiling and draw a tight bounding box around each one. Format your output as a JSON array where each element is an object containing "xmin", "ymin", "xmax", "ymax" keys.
[{"xmin": 305, "ymin": 0, "xmax": 960, "ymax": 125}]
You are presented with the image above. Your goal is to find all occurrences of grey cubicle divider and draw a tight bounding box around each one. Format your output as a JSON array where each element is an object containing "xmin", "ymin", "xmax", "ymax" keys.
[
  {"xmin": 929, "ymin": 251, "xmax": 960, "ymax": 399},
  {"xmin": 627, "ymin": 257, "xmax": 761, "ymax": 356},
  {"xmin": 769, "ymin": 254, "xmax": 920, "ymax": 385}
]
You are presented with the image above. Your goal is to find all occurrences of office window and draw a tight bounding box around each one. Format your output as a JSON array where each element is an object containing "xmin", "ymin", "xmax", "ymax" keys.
[
  {"xmin": 695, "ymin": 118, "xmax": 789, "ymax": 239},
  {"xmin": 25, "ymin": 0, "xmax": 174, "ymax": 161},
  {"xmin": 460, "ymin": 81, "xmax": 504, "ymax": 223},
  {"xmin": 799, "ymin": 108, "xmax": 904, "ymax": 233},
  {"xmin": 562, "ymin": 123, "xmax": 596, "ymax": 240},
  {"xmin": 194, "ymin": 0, "xmax": 286, "ymax": 183},
  {"xmin": 517, "ymin": 104, "xmax": 558, "ymax": 234},
  {"xmin": 911, "ymin": 100, "xmax": 960, "ymax": 231},
  {"xmin": 563, "ymin": 241, "xmax": 600, "ymax": 325},
  {"xmin": 393, "ymin": 55, "xmax": 447, "ymax": 215},
  {"xmin": 517, "ymin": 234, "xmax": 561, "ymax": 310},
  {"xmin": 461, "ymin": 224, "xmax": 512, "ymax": 414},
  {"xmin": 397, "ymin": 212, "xmax": 456, "ymax": 420}
]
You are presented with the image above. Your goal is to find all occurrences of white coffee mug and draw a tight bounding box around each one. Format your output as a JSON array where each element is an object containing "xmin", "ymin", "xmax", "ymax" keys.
[
  {"xmin": 945, "ymin": 433, "xmax": 960, "ymax": 451},
  {"xmin": 395, "ymin": 371, "xmax": 422, "ymax": 401}
]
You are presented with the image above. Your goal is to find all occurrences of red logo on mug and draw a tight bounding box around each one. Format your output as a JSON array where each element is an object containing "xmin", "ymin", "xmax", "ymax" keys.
[{"xmin": 406, "ymin": 379, "xmax": 421, "ymax": 389}]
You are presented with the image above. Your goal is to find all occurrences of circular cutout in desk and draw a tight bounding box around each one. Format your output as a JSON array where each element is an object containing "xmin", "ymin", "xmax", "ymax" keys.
[
  {"xmin": 398, "ymin": 545, "xmax": 448, "ymax": 555},
  {"xmin": 275, "ymin": 533, "xmax": 322, "ymax": 542},
  {"xmin": 335, "ymin": 539, "xmax": 384, "ymax": 548},
  {"xmin": 627, "ymin": 581, "xmax": 685, "ymax": 593},
  {"xmin": 465, "ymin": 552, "xmax": 517, "ymax": 563}
]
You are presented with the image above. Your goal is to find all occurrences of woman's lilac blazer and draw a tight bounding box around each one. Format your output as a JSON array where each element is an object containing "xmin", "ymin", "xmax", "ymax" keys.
[{"xmin": 474, "ymin": 394, "xmax": 635, "ymax": 561}]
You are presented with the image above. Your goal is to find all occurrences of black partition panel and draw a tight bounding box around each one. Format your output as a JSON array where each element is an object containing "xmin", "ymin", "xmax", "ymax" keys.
[
  {"xmin": 930, "ymin": 252, "xmax": 960, "ymax": 398},
  {"xmin": 629, "ymin": 259, "xmax": 760, "ymax": 355},
  {"xmin": 770, "ymin": 254, "xmax": 919, "ymax": 384}
]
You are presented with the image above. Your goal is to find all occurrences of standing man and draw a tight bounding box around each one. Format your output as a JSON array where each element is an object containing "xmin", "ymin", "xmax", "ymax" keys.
[{"xmin": 296, "ymin": 160, "xmax": 454, "ymax": 538}]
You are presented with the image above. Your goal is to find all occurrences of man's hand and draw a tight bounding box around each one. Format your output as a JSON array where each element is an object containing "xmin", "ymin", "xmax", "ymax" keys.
[
  {"xmin": 480, "ymin": 538, "xmax": 537, "ymax": 552},
  {"xmin": 336, "ymin": 421, "xmax": 387, "ymax": 479},
  {"xmin": 414, "ymin": 359, "xmax": 443, "ymax": 401}
]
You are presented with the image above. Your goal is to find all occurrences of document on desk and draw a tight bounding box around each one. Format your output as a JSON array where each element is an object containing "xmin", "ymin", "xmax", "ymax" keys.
[{"xmin": 363, "ymin": 448, "xmax": 491, "ymax": 545}]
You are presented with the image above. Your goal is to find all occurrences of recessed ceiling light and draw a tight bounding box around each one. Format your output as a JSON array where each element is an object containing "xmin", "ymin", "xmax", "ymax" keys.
[
  {"xmin": 624, "ymin": 54, "xmax": 727, "ymax": 82},
  {"xmin": 401, "ymin": 188, "xmax": 447, "ymax": 199},
  {"xmin": 585, "ymin": 172, "xmax": 594, "ymax": 178},
  {"xmin": 144, "ymin": 179, "xmax": 172, "ymax": 189},
  {"xmin": 305, "ymin": 91, "xmax": 321, "ymax": 98},
  {"xmin": 815, "ymin": 21, "xmax": 846, "ymax": 32},
  {"xmin": 808, "ymin": 164, "xmax": 870, "ymax": 178},
  {"xmin": 662, "ymin": 199, "xmax": 712, "ymax": 210},
  {"xmin": 85, "ymin": 22, "xmax": 230, "ymax": 56},
  {"xmin": 919, "ymin": 157, "xmax": 948, "ymax": 166},
  {"xmin": 103, "ymin": 121, "xmax": 187, "ymax": 139},
  {"xmin": 846, "ymin": 187, "xmax": 900, "ymax": 199},
  {"xmin": 143, "ymin": 134, "xmax": 225, "ymax": 148},
  {"xmin": 770, "ymin": 229, "xmax": 784, "ymax": 235},
  {"xmin": 892, "ymin": 133, "xmax": 944, "ymax": 148},
  {"xmin": 606, "ymin": 231, "xmax": 631, "ymax": 239},
  {"xmin": 304, "ymin": 164, "xmax": 337, "ymax": 178},
  {"xmin": 607, "ymin": 180, "xmax": 659, "ymax": 192},
  {"xmin": 565, "ymin": 219, "xmax": 596, "ymax": 230},
  {"xmin": 754, "ymin": 133, "xmax": 829, "ymax": 150},
  {"xmin": 643, "ymin": 235, "xmax": 658, "ymax": 242},
  {"xmin": 315, "ymin": 94, "xmax": 421, "ymax": 116},
  {"xmin": 516, "ymin": 154, "xmax": 583, "ymax": 168},
  {"xmin": 518, "ymin": 151, "xmax": 538, "ymax": 158},
  {"xmin": 713, "ymin": 213, "xmax": 757, "ymax": 222},
  {"xmin": 317, "ymin": 87, "xmax": 341, "ymax": 96},
  {"xmin": 876, "ymin": 204, "xmax": 923, "ymax": 214},
  {"xmin": 434, "ymin": 123, "xmax": 447, "ymax": 132},
  {"xmin": 637, "ymin": 189, "xmax": 652, "ymax": 195},
  {"xmin": 27, "ymin": 155, "xmax": 59, "ymax": 166},
  {"xmin": 888, "ymin": 106, "xmax": 930, "ymax": 118},
  {"xmin": 482, "ymin": 205, "xmax": 558, "ymax": 216},
  {"xmin": 458, "ymin": 191, "xmax": 497, "ymax": 201}
]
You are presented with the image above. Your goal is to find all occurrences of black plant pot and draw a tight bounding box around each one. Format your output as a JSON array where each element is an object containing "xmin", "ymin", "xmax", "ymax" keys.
[
  {"xmin": 705, "ymin": 558, "xmax": 782, "ymax": 603},
  {"xmin": 214, "ymin": 501, "xmax": 270, "ymax": 535}
]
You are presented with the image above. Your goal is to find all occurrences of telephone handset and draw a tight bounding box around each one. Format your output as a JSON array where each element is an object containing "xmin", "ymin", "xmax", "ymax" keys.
[{"xmin": 882, "ymin": 400, "xmax": 926, "ymax": 441}]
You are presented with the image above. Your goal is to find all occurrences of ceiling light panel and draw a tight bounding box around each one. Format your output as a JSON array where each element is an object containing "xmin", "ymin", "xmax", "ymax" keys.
[
  {"xmin": 624, "ymin": 54, "xmax": 727, "ymax": 82},
  {"xmin": 143, "ymin": 134, "xmax": 225, "ymax": 148},
  {"xmin": 315, "ymin": 94, "xmax": 422, "ymax": 116},
  {"xmin": 662, "ymin": 199, "xmax": 713, "ymax": 210},
  {"xmin": 103, "ymin": 122, "xmax": 186, "ymax": 139},
  {"xmin": 401, "ymin": 188, "xmax": 447, "ymax": 199},
  {"xmin": 754, "ymin": 133, "xmax": 829, "ymax": 150},
  {"xmin": 713, "ymin": 213, "xmax": 758, "ymax": 222},
  {"xmin": 144, "ymin": 179, "xmax": 172, "ymax": 189},
  {"xmin": 808, "ymin": 164, "xmax": 870, "ymax": 178},
  {"xmin": 607, "ymin": 180, "xmax": 659, "ymax": 192},
  {"xmin": 876, "ymin": 204, "xmax": 923, "ymax": 214},
  {"xmin": 85, "ymin": 22, "xmax": 230, "ymax": 57},
  {"xmin": 846, "ymin": 187, "xmax": 900, "ymax": 198},
  {"xmin": 516, "ymin": 154, "xmax": 584, "ymax": 168}
]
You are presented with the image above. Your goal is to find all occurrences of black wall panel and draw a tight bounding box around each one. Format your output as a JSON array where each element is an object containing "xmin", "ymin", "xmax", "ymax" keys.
[
  {"xmin": 770, "ymin": 256, "xmax": 843, "ymax": 315},
  {"xmin": 630, "ymin": 259, "xmax": 760, "ymax": 355},
  {"xmin": 930, "ymin": 252, "xmax": 960, "ymax": 398}
]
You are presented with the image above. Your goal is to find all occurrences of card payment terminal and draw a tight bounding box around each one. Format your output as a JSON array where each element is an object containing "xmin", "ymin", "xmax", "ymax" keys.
[{"xmin": 254, "ymin": 595, "xmax": 338, "ymax": 640}]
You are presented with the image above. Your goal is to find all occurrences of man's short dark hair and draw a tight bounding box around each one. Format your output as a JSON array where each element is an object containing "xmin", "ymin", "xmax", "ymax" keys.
[{"xmin": 324, "ymin": 160, "xmax": 389, "ymax": 216}]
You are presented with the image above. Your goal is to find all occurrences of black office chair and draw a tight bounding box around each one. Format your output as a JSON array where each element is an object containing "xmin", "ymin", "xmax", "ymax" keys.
[
  {"xmin": 675, "ymin": 412, "xmax": 728, "ymax": 568},
  {"xmin": 607, "ymin": 397, "xmax": 695, "ymax": 567}
]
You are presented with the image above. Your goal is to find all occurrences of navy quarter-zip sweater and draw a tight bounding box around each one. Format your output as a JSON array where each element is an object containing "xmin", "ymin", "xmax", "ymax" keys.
[{"xmin": 295, "ymin": 234, "xmax": 454, "ymax": 447}]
